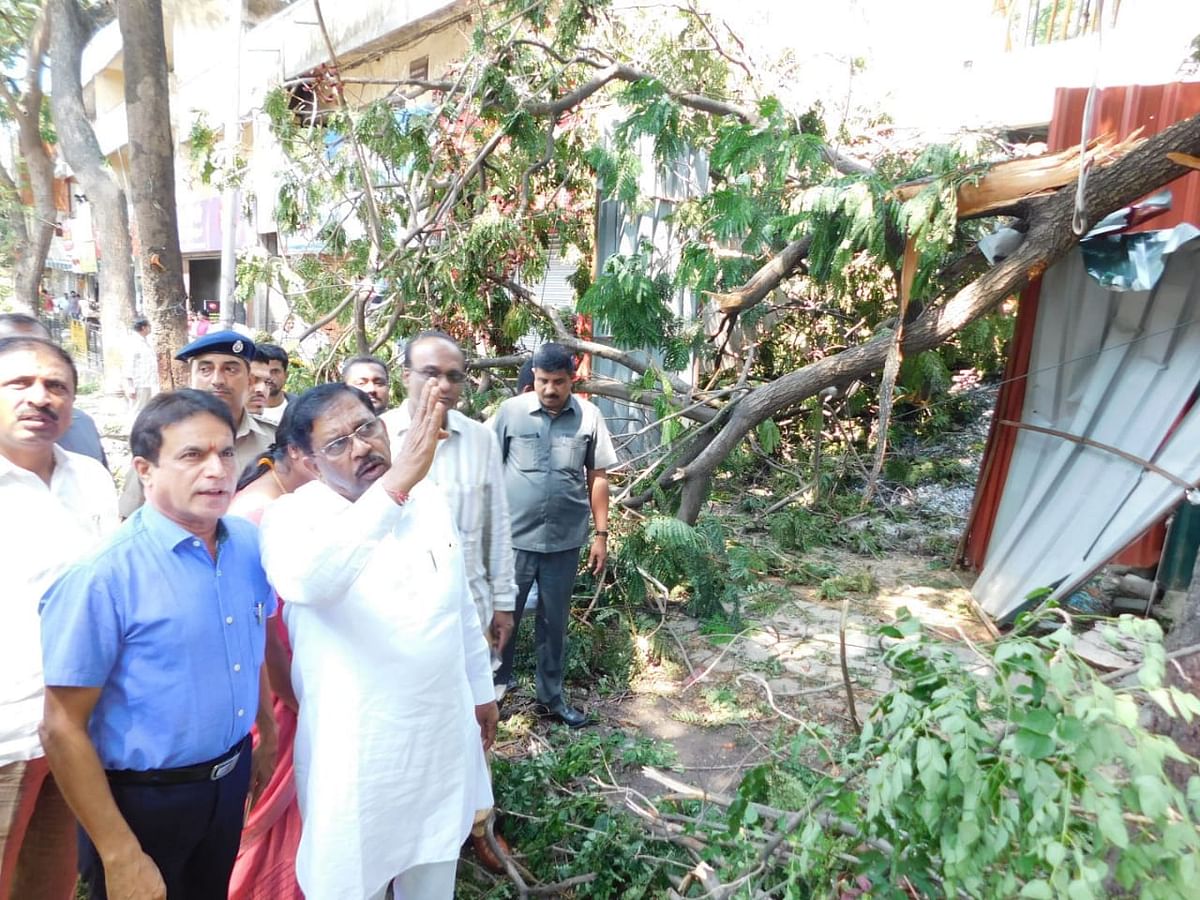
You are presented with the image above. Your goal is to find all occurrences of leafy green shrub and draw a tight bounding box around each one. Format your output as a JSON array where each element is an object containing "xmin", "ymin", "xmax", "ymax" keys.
[
  {"xmin": 615, "ymin": 515, "xmax": 741, "ymax": 619},
  {"xmin": 767, "ymin": 506, "xmax": 830, "ymax": 552},
  {"xmin": 813, "ymin": 611, "xmax": 1200, "ymax": 898},
  {"xmin": 485, "ymin": 731, "xmax": 691, "ymax": 898}
]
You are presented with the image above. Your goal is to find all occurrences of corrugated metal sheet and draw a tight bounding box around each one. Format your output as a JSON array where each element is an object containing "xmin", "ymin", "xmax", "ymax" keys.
[
  {"xmin": 960, "ymin": 279, "xmax": 1043, "ymax": 571},
  {"xmin": 962, "ymin": 81, "xmax": 1200, "ymax": 574},
  {"xmin": 1047, "ymin": 83, "xmax": 1200, "ymax": 231},
  {"xmin": 521, "ymin": 238, "xmax": 578, "ymax": 311},
  {"xmin": 589, "ymin": 145, "xmax": 710, "ymax": 455},
  {"xmin": 973, "ymin": 236, "xmax": 1200, "ymax": 621}
]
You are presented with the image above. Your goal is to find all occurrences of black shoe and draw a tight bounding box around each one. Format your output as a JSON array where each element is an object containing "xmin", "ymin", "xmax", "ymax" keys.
[{"xmin": 539, "ymin": 701, "xmax": 590, "ymax": 728}]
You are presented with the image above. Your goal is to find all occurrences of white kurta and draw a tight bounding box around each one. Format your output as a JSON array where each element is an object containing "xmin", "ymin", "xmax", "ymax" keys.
[{"xmin": 259, "ymin": 480, "xmax": 494, "ymax": 900}]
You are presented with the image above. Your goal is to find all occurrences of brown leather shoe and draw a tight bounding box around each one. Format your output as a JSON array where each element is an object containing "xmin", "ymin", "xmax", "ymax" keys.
[{"xmin": 471, "ymin": 828, "xmax": 512, "ymax": 874}]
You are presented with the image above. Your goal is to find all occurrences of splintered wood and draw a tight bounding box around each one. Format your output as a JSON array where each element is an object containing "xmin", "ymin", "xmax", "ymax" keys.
[
  {"xmin": 1168, "ymin": 151, "xmax": 1200, "ymax": 172},
  {"xmin": 890, "ymin": 131, "xmax": 1146, "ymax": 219}
]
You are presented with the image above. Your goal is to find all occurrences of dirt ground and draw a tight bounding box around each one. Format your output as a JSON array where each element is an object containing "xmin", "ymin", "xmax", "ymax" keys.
[{"xmin": 492, "ymin": 539, "xmax": 989, "ymax": 802}]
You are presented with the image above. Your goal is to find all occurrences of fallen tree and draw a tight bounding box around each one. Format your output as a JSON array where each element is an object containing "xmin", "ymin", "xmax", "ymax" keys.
[
  {"xmin": 667, "ymin": 115, "xmax": 1200, "ymax": 522},
  {"xmin": 223, "ymin": 0, "xmax": 1200, "ymax": 525}
]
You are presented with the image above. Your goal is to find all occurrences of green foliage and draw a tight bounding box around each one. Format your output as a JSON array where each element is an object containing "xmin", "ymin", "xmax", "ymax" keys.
[
  {"xmin": 488, "ymin": 611, "xmax": 1200, "ymax": 898},
  {"xmin": 615, "ymin": 515, "xmax": 744, "ymax": 620},
  {"xmin": 577, "ymin": 243, "xmax": 678, "ymax": 350},
  {"xmin": 780, "ymin": 611, "xmax": 1200, "ymax": 898},
  {"xmin": 0, "ymin": 1, "xmax": 40, "ymax": 71},
  {"xmin": 768, "ymin": 506, "xmax": 831, "ymax": 553},
  {"xmin": 238, "ymin": 0, "xmax": 1016, "ymax": 532},
  {"xmin": 585, "ymin": 144, "xmax": 641, "ymax": 205},
  {"xmin": 186, "ymin": 116, "xmax": 219, "ymax": 185},
  {"xmin": 483, "ymin": 729, "xmax": 690, "ymax": 898},
  {"xmin": 614, "ymin": 79, "xmax": 685, "ymax": 164},
  {"xmin": 508, "ymin": 596, "xmax": 637, "ymax": 697},
  {"xmin": 756, "ymin": 418, "xmax": 782, "ymax": 455},
  {"xmin": 818, "ymin": 570, "xmax": 877, "ymax": 601}
]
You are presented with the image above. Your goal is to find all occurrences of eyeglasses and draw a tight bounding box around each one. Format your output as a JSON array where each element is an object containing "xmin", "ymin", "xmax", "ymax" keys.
[
  {"xmin": 316, "ymin": 417, "xmax": 385, "ymax": 459},
  {"xmin": 413, "ymin": 366, "xmax": 467, "ymax": 384}
]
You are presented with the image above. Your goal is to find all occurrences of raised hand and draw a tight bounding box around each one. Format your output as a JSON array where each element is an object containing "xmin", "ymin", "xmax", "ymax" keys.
[{"xmin": 383, "ymin": 379, "xmax": 447, "ymax": 496}]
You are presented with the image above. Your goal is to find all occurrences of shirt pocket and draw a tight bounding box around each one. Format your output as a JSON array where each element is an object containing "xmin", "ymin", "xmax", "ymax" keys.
[
  {"xmin": 248, "ymin": 597, "xmax": 269, "ymax": 657},
  {"xmin": 550, "ymin": 435, "xmax": 587, "ymax": 472},
  {"xmin": 509, "ymin": 434, "xmax": 543, "ymax": 471}
]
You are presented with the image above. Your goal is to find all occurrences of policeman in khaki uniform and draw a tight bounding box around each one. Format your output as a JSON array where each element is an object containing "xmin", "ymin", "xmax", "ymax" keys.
[{"xmin": 118, "ymin": 332, "xmax": 274, "ymax": 517}]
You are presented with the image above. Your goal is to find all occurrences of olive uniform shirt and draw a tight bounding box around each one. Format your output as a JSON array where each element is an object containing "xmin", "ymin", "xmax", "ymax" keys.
[{"xmin": 490, "ymin": 393, "xmax": 617, "ymax": 553}]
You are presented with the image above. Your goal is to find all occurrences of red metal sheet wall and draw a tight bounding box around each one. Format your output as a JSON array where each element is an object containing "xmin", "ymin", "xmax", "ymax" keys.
[{"xmin": 1047, "ymin": 82, "xmax": 1200, "ymax": 231}]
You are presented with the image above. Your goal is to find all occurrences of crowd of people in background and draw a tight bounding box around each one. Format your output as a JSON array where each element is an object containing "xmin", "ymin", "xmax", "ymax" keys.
[
  {"xmin": 1, "ymin": 315, "xmax": 615, "ymax": 900},
  {"xmin": 38, "ymin": 288, "xmax": 91, "ymax": 323}
]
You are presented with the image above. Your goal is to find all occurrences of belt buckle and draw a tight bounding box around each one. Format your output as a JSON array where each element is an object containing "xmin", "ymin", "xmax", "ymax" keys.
[{"xmin": 209, "ymin": 752, "xmax": 239, "ymax": 781}]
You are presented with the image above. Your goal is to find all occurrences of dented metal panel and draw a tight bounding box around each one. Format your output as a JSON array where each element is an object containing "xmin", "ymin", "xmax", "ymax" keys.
[{"xmin": 974, "ymin": 235, "xmax": 1200, "ymax": 621}]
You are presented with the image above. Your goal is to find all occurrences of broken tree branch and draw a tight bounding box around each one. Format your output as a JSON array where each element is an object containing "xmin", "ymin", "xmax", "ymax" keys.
[
  {"xmin": 708, "ymin": 236, "xmax": 813, "ymax": 314},
  {"xmin": 670, "ymin": 111, "xmax": 1200, "ymax": 524},
  {"xmin": 839, "ymin": 598, "xmax": 861, "ymax": 732}
]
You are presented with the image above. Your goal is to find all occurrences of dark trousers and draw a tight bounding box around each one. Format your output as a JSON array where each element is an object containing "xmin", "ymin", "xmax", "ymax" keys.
[
  {"xmin": 495, "ymin": 547, "xmax": 583, "ymax": 705},
  {"xmin": 79, "ymin": 745, "xmax": 251, "ymax": 900}
]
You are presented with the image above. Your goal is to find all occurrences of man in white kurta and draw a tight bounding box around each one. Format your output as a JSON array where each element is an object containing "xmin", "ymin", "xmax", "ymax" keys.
[
  {"xmin": 0, "ymin": 336, "xmax": 116, "ymax": 899},
  {"xmin": 259, "ymin": 381, "xmax": 495, "ymax": 900}
]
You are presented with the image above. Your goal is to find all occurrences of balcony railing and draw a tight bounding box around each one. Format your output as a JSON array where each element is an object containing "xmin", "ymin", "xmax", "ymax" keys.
[{"xmin": 1000, "ymin": 0, "xmax": 1123, "ymax": 49}]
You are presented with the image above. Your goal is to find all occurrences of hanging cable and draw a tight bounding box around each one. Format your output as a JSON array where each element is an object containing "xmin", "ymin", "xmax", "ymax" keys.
[{"xmin": 1072, "ymin": 0, "xmax": 1107, "ymax": 235}]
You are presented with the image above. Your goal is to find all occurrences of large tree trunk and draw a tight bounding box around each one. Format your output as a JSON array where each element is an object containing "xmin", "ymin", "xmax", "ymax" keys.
[
  {"xmin": 672, "ymin": 112, "xmax": 1200, "ymax": 523},
  {"xmin": 49, "ymin": 0, "xmax": 138, "ymax": 392},
  {"xmin": 0, "ymin": 12, "xmax": 54, "ymax": 315},
  {"xmin": 116, "ymin": 0, "xmax": 186, "ymax": 387},
  {"xmin": 0, "ymin": 163, "xmax": 33, "ymax": 310}
]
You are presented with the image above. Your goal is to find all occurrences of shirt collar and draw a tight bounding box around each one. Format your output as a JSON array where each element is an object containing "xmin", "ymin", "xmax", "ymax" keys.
[
  {"xmin": 138, "ymin": 502, "xmax": 229, "ymax": 553},
  {"xmin": 525, "ymin": 393, "xmax": 579, "ymax": 419},
  {"xmin": 0, "ymin": 443, "xmax": 71, "ymax": 483},
  {"xmin": 237, "ymin": 410, "xmax": 271, "ymax": 440}
]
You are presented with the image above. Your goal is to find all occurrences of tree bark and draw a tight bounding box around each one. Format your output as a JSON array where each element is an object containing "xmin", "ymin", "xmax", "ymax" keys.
[
  {"xmin": 0, "ymin": 162, "xmax": 32, "ymax": 307},
  {"xmin": 0, "ymin": 11, "xmax": 54, "ymax": 314},
  {"xmin": 115, "ymin": 0, "xmax": 187, "ymax": 387},
  {"xmin": 49, "ymin": 0, "xmax": 138, "ymax": 391},
  {"xmin": 671, "ymin": 111, "xmax": 1200, "ymax": 523}
]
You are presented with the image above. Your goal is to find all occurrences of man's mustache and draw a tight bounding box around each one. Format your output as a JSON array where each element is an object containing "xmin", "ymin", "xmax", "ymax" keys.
[
  {"xmin": 20, "ymin": 405, "xmax": 59, "ymax": 422},
  {"xmin": 355, "ymin": 454, "xmax": 388, "ymax": 478}
]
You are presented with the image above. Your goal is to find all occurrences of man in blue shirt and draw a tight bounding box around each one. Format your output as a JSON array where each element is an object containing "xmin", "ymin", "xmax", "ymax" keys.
[{"xmin": 39, "ymin": 390, "xmax": 276, "ymax": 900}]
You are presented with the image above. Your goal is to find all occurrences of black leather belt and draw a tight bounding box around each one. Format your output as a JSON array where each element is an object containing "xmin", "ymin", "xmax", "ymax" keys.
[{"xmin": 105, "ymin": 735, "xmax": 249, "ymax": 786}]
